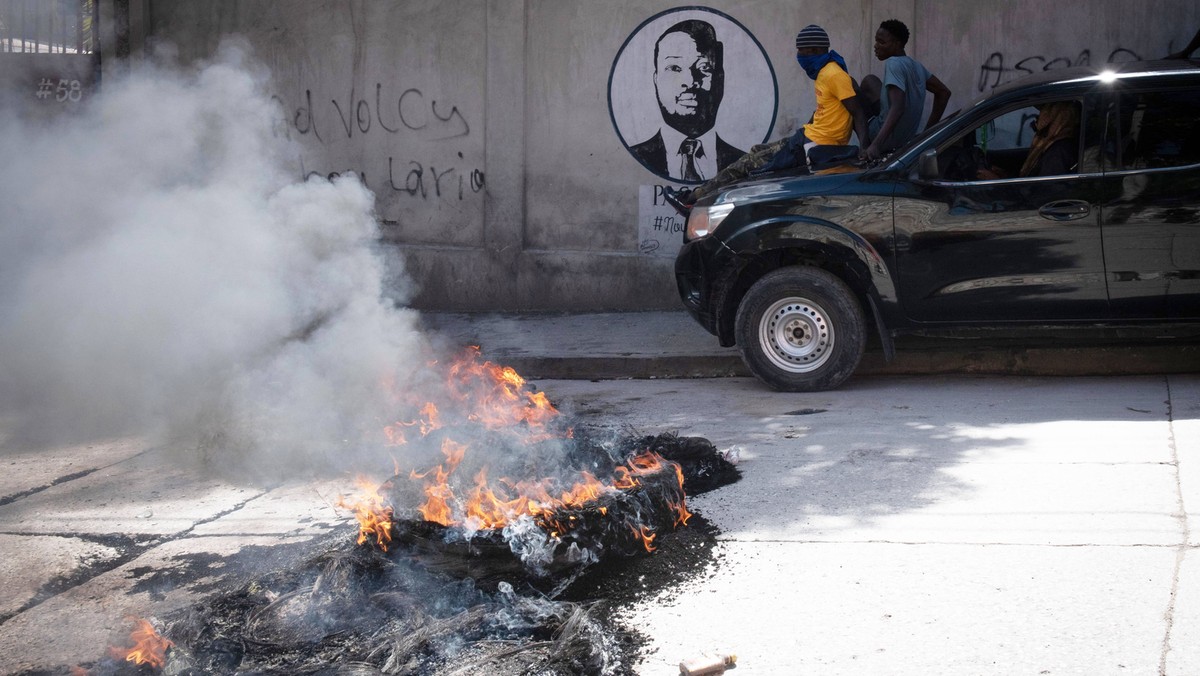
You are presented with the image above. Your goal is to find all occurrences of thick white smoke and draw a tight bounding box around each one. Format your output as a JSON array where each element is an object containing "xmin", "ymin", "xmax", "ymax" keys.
[{"xmin": 0, "ymin": 43, "xmax": 430, "ymax": 480}]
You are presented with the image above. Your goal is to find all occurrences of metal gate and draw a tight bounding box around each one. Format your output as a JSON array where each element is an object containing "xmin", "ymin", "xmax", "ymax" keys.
[
  {"xmin": 1, "ymin": 0, "xmax": 97, "ymax": 54},
  {"xmin": 0, "ymin": 0, "xmax": 100, "ymax": 113}
]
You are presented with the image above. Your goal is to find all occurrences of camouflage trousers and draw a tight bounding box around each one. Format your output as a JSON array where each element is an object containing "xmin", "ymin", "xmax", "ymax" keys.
[{"xmin": 689, "ymin": 139, "xmax": 789, "ymax": 202}]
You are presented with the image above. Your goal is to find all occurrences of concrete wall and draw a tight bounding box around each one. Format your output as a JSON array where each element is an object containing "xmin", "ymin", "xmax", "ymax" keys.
[
  {"xmin": 142, "ymin": 0, "xmax": 1200, "ymax": 311},
  {"xmin": 0, "ymin": 1, "xmax": 103, "ymax": 119}
]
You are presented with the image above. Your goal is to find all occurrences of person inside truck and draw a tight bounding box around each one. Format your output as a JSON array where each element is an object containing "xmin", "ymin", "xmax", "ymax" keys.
[{"xmin": 972, "ymin": 101, "xmax": 1080, "ymax": 180}]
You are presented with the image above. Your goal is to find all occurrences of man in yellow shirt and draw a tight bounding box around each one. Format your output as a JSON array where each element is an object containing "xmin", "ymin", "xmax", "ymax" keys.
[
  {"xmin": 766, "ymin": 24, "xmax": 870, "ymax": 168},
  {"xmin": 669, "ymin": 24, "xmax": 868, "ymax": 211}
]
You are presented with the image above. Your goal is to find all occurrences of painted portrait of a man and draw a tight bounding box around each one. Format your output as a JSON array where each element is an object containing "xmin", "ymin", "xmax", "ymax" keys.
[
  {"xmin": 629, "ymin": 19, "xmax": 746, "ymax": 182},
  {"xmin": 610, "ymin": 9, "xmax": 776, "ymax": 187}
]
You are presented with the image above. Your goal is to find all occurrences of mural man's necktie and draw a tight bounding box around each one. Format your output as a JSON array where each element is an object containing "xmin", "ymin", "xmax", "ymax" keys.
[{"xmin": 678, "ymin": 138, "xmax": 705, "ymax": 181}]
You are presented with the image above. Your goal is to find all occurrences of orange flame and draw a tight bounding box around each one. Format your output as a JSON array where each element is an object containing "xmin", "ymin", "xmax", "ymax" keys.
[
  {"xmin": 447, "ymin": 348, "xmax": 556, "ymax": 427},
  {"xmin": 411, "ymin": 450, "xmax": 684, "ymax": 535},
  {"xmin": 385, "ymin": 402, "xmax": 441, "ymax": 445},
  {"xmin": 377, "ymin": 348, "xmax": 689, "ymax": 549},
  {"xmin": 108, "ymin": 617, "xmax": 173, "ymax": 668},
  {"xmin": 384, "ymin": 347, "xmax": 572, "ymax": 450},
  {"xmin": 629, "ymin": 524, "xmax": 657, "ymax": 552},
  {"xmin": 383, "ymin": 425, "xmax": 407, "ymax": 446},
  {"xmin": 670, "ymin": 463, "xmax": 692, "ymax": 525},
  {"xmin": 670, "ymin": 499, "xmax": 693, "ymax": 526},
  {"xmin": 336, "ymin": 476, "xmax": 396, "ymax": 552}
]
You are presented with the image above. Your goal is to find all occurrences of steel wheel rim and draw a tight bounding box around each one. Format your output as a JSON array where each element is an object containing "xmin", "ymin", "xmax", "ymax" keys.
[{"xmin": 759, "ymin": 296, "xmax": 834, "ymax": 373}]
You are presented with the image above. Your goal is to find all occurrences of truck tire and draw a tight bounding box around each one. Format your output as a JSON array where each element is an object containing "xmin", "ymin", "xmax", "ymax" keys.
[{"xmin": 734, "ymin": 266, "xmax": 866, "ymax": 391}]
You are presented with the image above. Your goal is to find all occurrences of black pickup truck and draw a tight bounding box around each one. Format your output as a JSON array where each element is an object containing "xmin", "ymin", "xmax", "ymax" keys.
[{"xmin": 675, "ymin": 60, "xmax": 1200, "ymax": 390}]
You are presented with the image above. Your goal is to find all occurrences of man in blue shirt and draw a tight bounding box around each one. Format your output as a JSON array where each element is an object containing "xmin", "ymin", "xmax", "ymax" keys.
[{"xmin": 859, "ymin": 19, "xmax": 951, "ymax": 161}]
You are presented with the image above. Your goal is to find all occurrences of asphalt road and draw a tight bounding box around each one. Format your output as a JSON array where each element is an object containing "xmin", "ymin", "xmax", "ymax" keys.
[
  {"xmin": 549, "ymin": 374, "xmax": 1200, "ymax": 675},
  {"xmin": 1, "ymin": 374, "xmax": 1197, "ymax": 674}
]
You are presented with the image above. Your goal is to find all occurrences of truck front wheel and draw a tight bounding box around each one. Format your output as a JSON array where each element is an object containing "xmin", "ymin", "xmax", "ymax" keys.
[{"xmin": 734, "ymin": 266, "xmax": 866, "ymax": 391}]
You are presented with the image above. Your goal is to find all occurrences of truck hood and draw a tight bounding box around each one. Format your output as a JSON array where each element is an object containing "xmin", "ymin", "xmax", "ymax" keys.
[{"xmin": 707, "ymin": 170, "xmax": 866, "ymax": 207}]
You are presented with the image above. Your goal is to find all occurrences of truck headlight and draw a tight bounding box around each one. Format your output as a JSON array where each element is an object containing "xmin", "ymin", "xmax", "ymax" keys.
[{"xmin": 685, "ymin": 203, "xmax": 734, "ymax": 241}]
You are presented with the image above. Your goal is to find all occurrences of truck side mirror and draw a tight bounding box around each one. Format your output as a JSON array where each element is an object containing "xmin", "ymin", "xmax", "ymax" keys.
[{"xmin": 918, "ymin": 149, "xmax": 940, "ymax": 181}]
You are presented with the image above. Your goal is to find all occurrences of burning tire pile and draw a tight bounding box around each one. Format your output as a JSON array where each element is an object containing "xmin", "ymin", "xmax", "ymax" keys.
[{"xmin": 63, "ymin": 351, "xmax": 739, "ymax": 675}]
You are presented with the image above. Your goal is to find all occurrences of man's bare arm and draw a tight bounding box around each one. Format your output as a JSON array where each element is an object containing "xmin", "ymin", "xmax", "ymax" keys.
[
  {"xmin": 840, "ymin": 95, "xmax": 870, "ymax": 158},
  {"xmin": 925, "ymin": 74, "xmax": 951, "ymax": 129},
  {"xmin": 865, "ymin": 85, "xmax": 906, "ymax": 160}
]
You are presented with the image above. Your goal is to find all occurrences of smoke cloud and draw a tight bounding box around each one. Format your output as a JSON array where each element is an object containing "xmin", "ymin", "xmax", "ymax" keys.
[{"xmin": 0, "ymin": 43, "xmax": 432, "ymax": 480}]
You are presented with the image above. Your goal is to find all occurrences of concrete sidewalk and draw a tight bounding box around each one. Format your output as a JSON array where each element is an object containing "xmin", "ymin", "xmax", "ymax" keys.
[{"xmin": 420, "ymin": 311, "xmax": 1200, "ymax": 381}]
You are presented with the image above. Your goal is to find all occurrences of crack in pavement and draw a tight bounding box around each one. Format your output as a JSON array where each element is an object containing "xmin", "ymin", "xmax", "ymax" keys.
[
  {"xmin": 1159, "ymin": 375, "xmax": 1192, "ymax": 676},
  {"xmin": 0, "ymin": 464, "xmax": 270, "ymax": 628},
  {"xmin": 0, "ymin": 447, "xmax": 155, "ymax": 507}
]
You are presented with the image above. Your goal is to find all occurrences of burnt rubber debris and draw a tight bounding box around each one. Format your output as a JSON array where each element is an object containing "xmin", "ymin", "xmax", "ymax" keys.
[{"xmin": 59, "ymin": 430, "xmax": 739, "ymax": 676}]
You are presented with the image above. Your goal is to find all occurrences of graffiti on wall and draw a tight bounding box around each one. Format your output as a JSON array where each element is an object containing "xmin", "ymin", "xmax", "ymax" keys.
[
  {"xmin": 976, "ymin": 47, "xmax": 1143, "ymax": 93},
  {"xmin": 637, "ymin": 185, "xmax": 688, "ymax": 255},
  {"xmin": 285, "ymin": 85, "xmax": 469, "ymax": 142},
  {"xmin": 609, "ymin": 6, "xmax": 776, "ymax": 257},
  {"xmin": 295, "ymin": 153, "xmax": 484, "ymax": 202},
  {"xmin": 273, "ymin": 83, "xmax": 483, "ymax": 207},
  {"xmin": 34, "ymin": 77, "xmax": 84, "ymax": 102}
]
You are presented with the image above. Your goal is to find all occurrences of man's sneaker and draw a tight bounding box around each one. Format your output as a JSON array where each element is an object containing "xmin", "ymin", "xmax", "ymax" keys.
[{"xmin": 663, "ymin": 187, "xmax": 694, "ymax": 217}]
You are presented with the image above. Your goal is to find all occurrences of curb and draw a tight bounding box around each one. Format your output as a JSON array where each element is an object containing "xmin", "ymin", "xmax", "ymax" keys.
[{"xmin": 510, "ymin": 343, "xmax": 1200, "ymax": 381}]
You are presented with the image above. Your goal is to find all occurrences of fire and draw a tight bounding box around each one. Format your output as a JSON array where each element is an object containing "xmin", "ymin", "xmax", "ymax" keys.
[
  {"xmin": 386, "ymin": 347, "xmax": 571, "ymax": 447},
  {"xmin": 412, "ymin": 450, "xmax": 686, "ymax": 534},
  {"xmin": 613, "ymin": 452, "xmax": 669, "ymax": 489},
  {"xmin": 371, "ymin": 347, "xmax": 691, "ymax": 553},
  {"xmin": 448, "ymin": 346, "xmax": 561, "ymax": 430},
  {"xmin": 669, "ymin": 463, "xmax": 692, "ymax": 526},
  {"xmin": 108, "ymin": 617, "xmax": 173, "ymax": 669},
  {"xmin": 386, "ymin": 402, "xmax": 442, "ymax": 444},
  {"xmin": 630, "ymin": 524, "xmax": 657, "ymax": 552},
  {"xmin": 336, "ymin": 476, "xmax": 396, "ymax": 552}
]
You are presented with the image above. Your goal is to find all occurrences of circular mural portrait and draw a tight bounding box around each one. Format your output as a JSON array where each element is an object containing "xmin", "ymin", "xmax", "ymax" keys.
[{"xmin": 609, "ymin": 7, "xmax": 777, "ymax": 185}]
